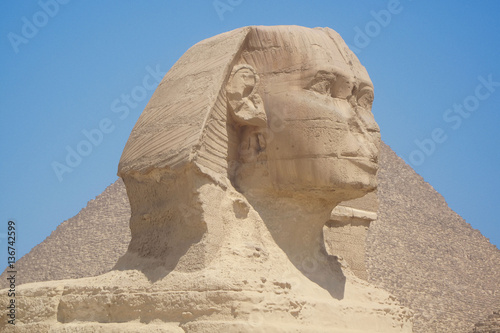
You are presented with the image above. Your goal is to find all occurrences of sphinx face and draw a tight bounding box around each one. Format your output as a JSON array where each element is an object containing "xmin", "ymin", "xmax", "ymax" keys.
[{"xmin": 237, "ymin": 42, "xmax": 380, "ymax": 201}]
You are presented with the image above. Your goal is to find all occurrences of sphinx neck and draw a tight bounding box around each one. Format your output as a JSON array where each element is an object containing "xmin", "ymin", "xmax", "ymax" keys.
[
  {"xmin": 244, "ymin": 191, "xmax": 338, "ymax": 268},
  {"xmin": 243, "ymin": 190, "xmax": 346, "ymax": 299}
]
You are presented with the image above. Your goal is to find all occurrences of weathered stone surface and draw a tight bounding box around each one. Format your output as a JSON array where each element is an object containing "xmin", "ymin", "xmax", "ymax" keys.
[
  {"xmin": 472, "ymin": 310, "xmax": 500, "ymax": 333},
  {"xmin": 2, "ymin": 143, "xmax": 499, "ymax": 333}
]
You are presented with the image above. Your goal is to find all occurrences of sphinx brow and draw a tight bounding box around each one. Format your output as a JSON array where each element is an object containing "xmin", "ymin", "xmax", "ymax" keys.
[{"xmin": 314, "ymin": 69, "xmax": 336, "ymax": 77}]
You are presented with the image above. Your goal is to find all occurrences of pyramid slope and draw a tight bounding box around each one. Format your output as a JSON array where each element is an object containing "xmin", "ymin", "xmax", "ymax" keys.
[
  {"xmin": 472, "ymin": 311, "xmax": 500, "ymax": 332},
  {"xmin": 0, "ymin": 181, "xmax": 130, "ymax": 286},
  {"xmin": 2, "ymin": 143, "xmax": 498, "ymax": 333},
  {"xmin": 367, "ymin": 143, "xmax": 500, "ymax": 333}
]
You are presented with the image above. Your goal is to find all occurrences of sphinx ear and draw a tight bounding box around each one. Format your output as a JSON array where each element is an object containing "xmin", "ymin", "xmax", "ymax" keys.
[{"xmin": 226, "ymin": 64, "xmax": 267, "ymax": 128}]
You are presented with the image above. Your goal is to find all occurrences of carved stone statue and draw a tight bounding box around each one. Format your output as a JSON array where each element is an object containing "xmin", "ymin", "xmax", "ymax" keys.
[{"xmin": 0, "ymin": 26, "xmax": 413, "ymax": 332}]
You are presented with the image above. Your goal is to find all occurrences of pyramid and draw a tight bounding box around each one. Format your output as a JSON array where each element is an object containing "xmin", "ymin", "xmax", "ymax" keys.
[
  {"xmin": 2, "ymin": 142, "xmax": 498, "ymax": 332},
  {"xmin": 0, "ymin": 181, "xmax": 131, "ymax": 284},
  {"xmin": 472, "ymin": 311, "xmax": 500, "ymax": 333},
  {"xmin": 366, "ymin": 143, "xmax": 500, "ymax": 333}
]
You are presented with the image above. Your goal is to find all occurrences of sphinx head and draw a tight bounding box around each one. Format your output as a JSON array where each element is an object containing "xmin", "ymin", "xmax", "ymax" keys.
[{"xmin": 116, "ymin": 26, "xmax": 380, "ymax": 269}]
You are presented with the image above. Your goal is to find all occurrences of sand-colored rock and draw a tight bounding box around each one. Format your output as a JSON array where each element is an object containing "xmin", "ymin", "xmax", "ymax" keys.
[
  {"xmin": 2, "ymin": 143, "xmax": 499, "ymax": 332},
  {"xmin": 472, "ymin": 310, "xmax": 500, "ymax": 333},
  {"xmin": 325, "ymin": 193, "xmax": 378, "ymax": 280},
  {"xmin": 0, "ymin": 26, "xmax": 413, "ymax": 332}
]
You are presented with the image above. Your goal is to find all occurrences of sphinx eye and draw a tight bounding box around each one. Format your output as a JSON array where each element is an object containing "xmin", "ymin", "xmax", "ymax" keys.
[
  {"xmin": 308, "ymin": 71, "xmax": 336, "ymax": 96},
  {"xmin": 357, "ymin": 87, "xmax": 374, "ymax": 108},
  {"xmin": 309, "ymin": 79, "xmax": 331, "ymax": 95}
]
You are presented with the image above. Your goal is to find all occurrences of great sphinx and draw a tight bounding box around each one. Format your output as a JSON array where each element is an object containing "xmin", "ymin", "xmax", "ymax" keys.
[{"xmin": 0, "ymin": 26, "xmax": 413, "ymax": 332}]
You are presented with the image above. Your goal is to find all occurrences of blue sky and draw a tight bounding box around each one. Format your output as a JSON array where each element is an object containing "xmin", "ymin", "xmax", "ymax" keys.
[{"xmin": 1, "ymin": 1, "xmax": 499, "ymax": 265}]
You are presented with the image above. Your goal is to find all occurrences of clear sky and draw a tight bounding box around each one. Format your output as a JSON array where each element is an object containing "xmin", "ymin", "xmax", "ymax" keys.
[{"xmin": 1, "ymin": 1, "xmax": 499, "ymax": 266}]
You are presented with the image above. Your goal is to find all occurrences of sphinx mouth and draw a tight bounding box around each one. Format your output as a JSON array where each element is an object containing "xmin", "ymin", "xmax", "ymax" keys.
[
  {"xmin": 263, "ymin": 155, "xmax": 378, "ymax": 173},
  {"xmin": 341, "ymin": 157, "xmax": 379, "ymax": 173}
]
